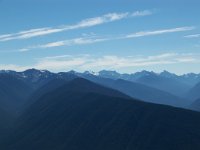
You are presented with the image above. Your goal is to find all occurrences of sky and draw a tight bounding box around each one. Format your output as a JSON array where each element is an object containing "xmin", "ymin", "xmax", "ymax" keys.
[{"xmin": 0, "ymin": 0, "xmax": 200, "ymax": 74}]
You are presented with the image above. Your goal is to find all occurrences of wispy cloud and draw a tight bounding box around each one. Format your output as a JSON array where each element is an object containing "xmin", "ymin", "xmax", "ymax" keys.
[
  {"xmin": 0, "ymin": 10, "xmax": 152, "ymax": 42},
  {"xmin": 184, "ymin": 34, "xmax": 200, "ymax": 38},
  {"xmin": 12, "ymin": 26, "xmax": 194, "ymax": 52},
  {"xmin": 40, "ymin": 37, "xmax": 108, "ymax": 48},
  {"xmin": 0, "ymin": 53, "xmax": 199, "ymax": 72},
  {"xmin": 126, "ymin": 27, "xmax": 195, "ymax": 38},
  {"xmin": 131, "ymin": 10, "xmax": 153, "ymax": 17}
]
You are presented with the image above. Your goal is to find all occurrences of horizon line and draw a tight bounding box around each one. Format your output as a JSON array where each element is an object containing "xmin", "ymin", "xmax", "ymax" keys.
[{"xmin": 0, "ymin": 68, "xmax": 199, "ymax": 76}]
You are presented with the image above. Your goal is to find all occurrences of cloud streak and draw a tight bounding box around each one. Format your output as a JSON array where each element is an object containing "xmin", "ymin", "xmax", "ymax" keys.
[
  {"xmin": 184, "ymin": 34, "xmax": 200, "ymax": 38},
  {"xmin": 0, "ymin": 10, "xmax": 152, "ymax": 42},
  {"xmin": 12, "ymin": 26, "xmax": 194, "ymax": 52},
  {"xmin": 126, "ymin": 26, "xmax": 195, "ymax": 38},
  {"xmin": 131, "ymin": 10, "xmax": 153, "ymax": 17},
  {"xmin": 40, "ymin": 37, "xmax": 108, "ymax": 48}
]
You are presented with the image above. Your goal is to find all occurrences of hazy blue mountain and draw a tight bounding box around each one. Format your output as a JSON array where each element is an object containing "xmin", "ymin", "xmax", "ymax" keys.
[
  {"xmin": 98, "ymin": 70, "xmax": 130, "ymax": 80},
  {"xmin": 97, "ymin": 70, "xmax": 199, "ymax": 97},
  {"xmin": 76, "ymin": 73, "xmax": 189, "ymax": 107},
  {"xmin": 1, "ymin": 69, "xmax": 200, "ymax": 88},
  {"xmin": 87, "ymin": 70, "xmax": 199, "ymax": 99},
  {"xmin": 41, "ymin": 78, "xmax": 129, "ymax": 99},
  {"xmin": 0, "ymin": 69, "xmax": 57, "ymax": 90},
  {"xmin": 179, "ymin": 73, "xmax": 200, "ymax": 87},
  {"xmin": 97, "ymin": 70, "xmax": 200, "ymax": 86},
  {"xmin": 98, "ymin": 70, "xmax": 156, "ymax": 81},
  {"xmin": 159, "ymin": 70, "xmax": 178, "ymax": 78},
  {"xmin": 105, "ymin": 79, "xmax": 189, "ymax": 107},
  {"xmin": 0, "ymin": 70, "xmax": 78, "ymax": 115},
  {"xmin": 3, "ymin": 78, "xmax": 200, "ymax": 150},
  {"xmin": 14, "ymin": 69, "xmax": 58, "ymax": 89},
  {"xmin": 57, "ymin": 71, "xmax": 78, "ymax": 81},
  {"xmin": 20, "ymin": 77, "xmax": 128, "ymax": 113},
  {"xmin": 19, "ymin": 78, "xmax": 72, "ymax": 114},
  {"xmin": 0, "ymin": 74, "xmax": 33, "ymax": 115},
  {"xmin": 159, "ymin": 71, "xmax": 200, "ymax": 92},
  {"xmin": 0, "ymin": 69, "xmax": 198, "ymax": 108},
  {"xmin": 18, "ymin": 71, "xmax": 79, "ymax": 113},
  {"xmin": 189, "ymin": 98, "xmax": 200, "ymax": 111},
  {"xmin": 186, "ymin": 82, "xmax": 200, "ymax": 101},
  {"xmin": 0, "ymin": 69, "xmax": 78, "ymax": 89},
  {"xmin": 135, "ymin": 72, "xmax": 191, "ymax": 97},
  {"xmin": 1, "ymin": 69, "xmax": 199, "ymax": 98}
]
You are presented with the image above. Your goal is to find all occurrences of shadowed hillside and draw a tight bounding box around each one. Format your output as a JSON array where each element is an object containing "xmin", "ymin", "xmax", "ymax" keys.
[{"xmin": 2, "ymin": 78, "xmax": 200, "ymax": 150}]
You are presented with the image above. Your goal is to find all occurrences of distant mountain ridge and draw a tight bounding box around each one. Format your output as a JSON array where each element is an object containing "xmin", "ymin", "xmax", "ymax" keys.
[
  {"xmin": 76, "ymin": 73, "xmax": 190, "ymax": 107},
  {"xmin": 98, "ymin": 70, "xmax": 200, "ymax": 86},
  {"xmin": 0, "ymin": 68, "xmax": 199, "ymax": 109},
  {"xmin": 1, "ymin": 68, "xmax": 200, "ymax": 95},
  {"xmin": 1, "ymin": 69, "xmax": 200, "ymax": 87},
  {"xmin": 1, "ymin": 69, "xmax": 199, "ymax": 82},
  {"xmin": 187, "ymin": 82, "xmax": 200, "ymax": 101}
]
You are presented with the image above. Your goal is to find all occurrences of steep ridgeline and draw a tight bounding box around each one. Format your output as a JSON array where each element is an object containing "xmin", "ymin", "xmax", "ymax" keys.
[
  {"xmin": 1, "ymin": 69, "xmax": 77, "ymax": 90},
  {"xmin": 78, "ymin": 73, "xmax": 189, "ymax": 107},
  {"xmin": 0, "ymin": 74, "xmax": 33, "ymax": 115},
  {"xmin": 0, "ymin": 69, "xmax": 198, "ymax": 108},
  {"xmin": 98, "ymin": 70, "xmax": 200, "ymax": 87},
  {"xmin": 19, "ymin": 69, "xmax": 57, "ymax": 89},
  {"xmin": 186, "ymin": 82, "xmax": 200, "ymax": 101},
  {"xmin": 0, "ymin": 69, "xmax": 56, "ymax": 89},
  {"xmin": 3, "ymin": 78, "xmax": 200, "ymax": 150},
  {"xmin": 187, "ymin": 82, "xmax": 200, "ymax": 111},
  {"xmin": 106, "ymin": 79, "xmax": 189, "ymax": 107},
  {"xmin": 177, "ymin": 73, "xmax": 200, "ymax": 87},
  {"xmin": 135, "ymin": 71, "xmax": 191, "ymax": 97},
  {"xmin": 189, "ymin": 98, "xmax": 200, "ymax": 111},
  {"xmin": 18, "ymin": 78, "xmax": 72, "ymax": 114},
  {"xmin": 98, "ymin": 70, "xmax": 199, "ymax": 97}
]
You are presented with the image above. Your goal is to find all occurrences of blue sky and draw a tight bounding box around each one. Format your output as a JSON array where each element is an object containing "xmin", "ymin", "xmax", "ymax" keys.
[{"xmin": 0, "ymin": 0, "xmax": 200, "ymax": 74}]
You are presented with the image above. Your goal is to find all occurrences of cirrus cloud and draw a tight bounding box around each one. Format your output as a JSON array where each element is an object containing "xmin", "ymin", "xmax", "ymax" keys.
[
  {"xmin": 0, "ymin": 10, "xmax": 153, "ymax": 42},
  {"xmin": 11, "ymin": 26, "xmax": 194, "ymax": 52}
]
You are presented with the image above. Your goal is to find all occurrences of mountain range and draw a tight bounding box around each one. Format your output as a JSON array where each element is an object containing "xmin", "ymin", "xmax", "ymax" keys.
[
  {"xmin": 1, "ymin": 69, "xmax": 200, "ymax": 108},
  {"xmin": 99, "ymin": 70, "xmax": 199, "ymax": 97},
  {"xmin": 1, "ymin": 69, "xmax": 200, "ymax": 149},
  {"xmin": 1, "ymin": 78, "xmax": 200, "ymax": 150}
]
